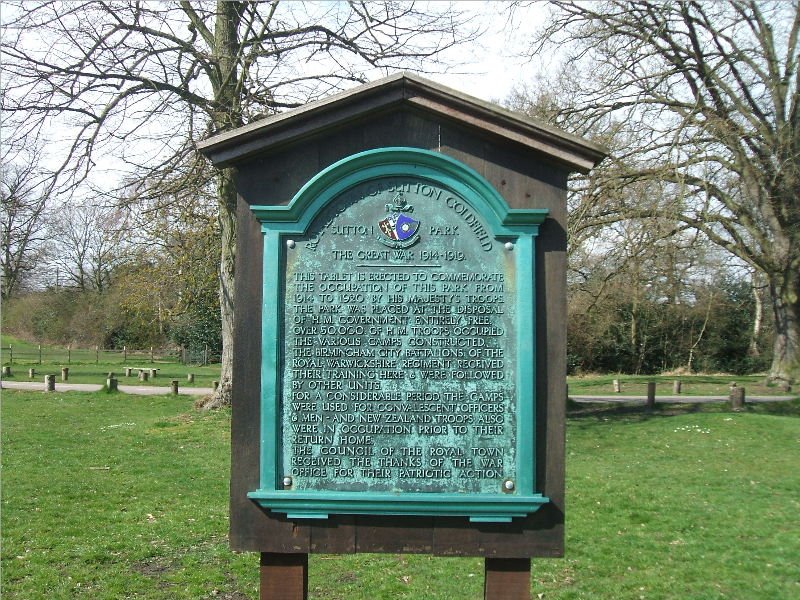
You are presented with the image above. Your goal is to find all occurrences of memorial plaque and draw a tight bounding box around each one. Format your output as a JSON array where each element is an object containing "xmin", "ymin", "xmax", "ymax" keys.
[{"xmin": 248, "ymin": 147, "xmax": 550, "ymax": 522}]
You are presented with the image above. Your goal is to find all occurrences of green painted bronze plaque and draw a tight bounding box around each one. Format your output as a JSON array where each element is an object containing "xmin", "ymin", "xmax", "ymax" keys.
[
  {"xmin": 284, "ymin": 177, "xmax": 514, "ymax": 494},
  {"xmin": 248, "ymin": 148, "xmax": 549, "ymax": 521}
]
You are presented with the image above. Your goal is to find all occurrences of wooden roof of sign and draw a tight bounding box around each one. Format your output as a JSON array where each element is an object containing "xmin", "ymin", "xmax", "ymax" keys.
[{"xmin": 197, "ymin": 72, "xmax": 607, "ymax": 173}]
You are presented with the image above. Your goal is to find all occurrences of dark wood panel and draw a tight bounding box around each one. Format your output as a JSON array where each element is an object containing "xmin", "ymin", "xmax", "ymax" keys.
[{"xmin": 228, "ymin": 106, "xmax": 570, "ymax": 558}]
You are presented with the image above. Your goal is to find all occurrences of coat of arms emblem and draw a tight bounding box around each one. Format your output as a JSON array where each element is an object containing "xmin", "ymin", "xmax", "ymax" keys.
[{"xmin": 377, "ymin": 193, "xmax": 420, "ymax": 248}]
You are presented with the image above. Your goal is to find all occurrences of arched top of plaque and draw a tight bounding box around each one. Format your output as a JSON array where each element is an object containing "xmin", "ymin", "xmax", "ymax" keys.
[{"xmin": 250, "ymin": 147, "xmax": 548, "ymax": 235}]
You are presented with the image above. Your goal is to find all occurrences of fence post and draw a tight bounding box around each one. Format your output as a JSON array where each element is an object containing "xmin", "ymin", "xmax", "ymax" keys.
[
  {"xmin": 646, "ymin": 381, "xmax": 656, "ymax": 411},
  {"xmin": 67, "ymin": 345, "xmax": 71, "ymax": 364},
  {"xmin": 150, "ymin": 346, "xmax": 154, "ymax": 363},
  {"xmin": 8, "ymin": 345, "xmax": 12, "ymax": 364},
  {"xmin": 124, "ymin": 346, "xmax": 127, "ymax": 362},
  {"xmin": 38, "ymin": 344, "xmax": 42, "ymax": 364},
  {"xmin": 730, "ymin": 385, "xmax": 745, "ymax": 410},
  {"xmin": 96, "ymin": 345, "xmax": 99, "ymax": 364}
]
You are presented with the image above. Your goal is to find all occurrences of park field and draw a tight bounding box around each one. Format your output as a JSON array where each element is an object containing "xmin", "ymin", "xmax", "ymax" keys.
[
  {"xmin": 1, "ymin": 335, "xmax": 220, "ymax": 388},
  {"xmin": 1, "ymin": 390, "xmax": 799, "ymax": 599}
]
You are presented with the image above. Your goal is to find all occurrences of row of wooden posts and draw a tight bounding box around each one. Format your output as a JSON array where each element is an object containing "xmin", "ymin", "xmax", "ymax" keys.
[
  {"xmin": 610, "ymin": 379, "xmax": 747, "ymax": 410},
  {"xmin": 1, "ymin": 365, "xmax": 217, "ymax": 395}
]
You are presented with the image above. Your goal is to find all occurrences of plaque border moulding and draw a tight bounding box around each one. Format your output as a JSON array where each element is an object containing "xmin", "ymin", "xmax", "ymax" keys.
[{"xmin": 248, "ymin": 147, "xmax": 549, "ymax": 523}]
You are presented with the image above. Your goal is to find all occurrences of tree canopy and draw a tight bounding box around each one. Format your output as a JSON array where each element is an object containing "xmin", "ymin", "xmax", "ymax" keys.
[{"xmin": 525, "ymin": 0, "xmax": 799, "ymax": 383}]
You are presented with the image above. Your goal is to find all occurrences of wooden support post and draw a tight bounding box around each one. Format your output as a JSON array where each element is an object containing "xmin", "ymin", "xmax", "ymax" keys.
[
  {"xmin": 61, "ymin": 367, "xmax": 69, "ymax": 382},
  {"xmin": 613, "ymin": 379, "xmax": 620, "ymax": 393},
  {"xmin": 45, "ymin": 374, "xmax": 55, "ymax": 391},
  {"xmin": 107, "ymin": 377, "xmax": 118, "ymax": 391},
  {"xmin": 673, "ymin": 379, "xmax": 682, "ymax": 394},
  {"xmin": 187, "ymin": 373, "xmax": 194, "ymax": 383},
  {"xmin": 484, "ymin": 558, "xmax": 531, "ymax": 600},
  {"xmin": 171, "ymin": 380, "xmax": 179, "ymax": 395},
  {"xmin": 260, "ymin": 553, "xmax": 308, "ymax": 600},
  {"xmin": 730, "ymin": 385, "xmax": 745, "ymax": 410},
  {"xmin": 646, "ymin": 381, "xmax": 656, "ymax": 411}
]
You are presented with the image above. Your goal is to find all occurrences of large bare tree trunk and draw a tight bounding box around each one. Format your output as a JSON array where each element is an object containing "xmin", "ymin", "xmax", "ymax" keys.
[
  {"xmin": 768, "ymin": 272, "xmax": 800, "ymax": 385},
  {"xmin": 199, "ymin": 167, "xmax": 237, "ymax": 409}
]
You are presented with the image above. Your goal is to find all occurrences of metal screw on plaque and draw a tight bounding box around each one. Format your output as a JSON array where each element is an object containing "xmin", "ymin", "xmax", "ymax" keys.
[
  {"xmin": 503, "ymin": 479, "xmax": 515, "ymax": 492},
  {"xmin": 286, "ymin": 239, "xmax": 296, "ymax": 249},
  {"xmin": 282, "ymin": 476, "xmax": 293, "ymax": 489},
  {"xmin": 504, "ymin": 242, "xmax": 514, "ymax": 251}
]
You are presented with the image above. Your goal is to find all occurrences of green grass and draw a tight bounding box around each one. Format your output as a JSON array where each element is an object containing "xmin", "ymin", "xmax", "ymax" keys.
[{"xmin": 2, "ymin": 391, "xmax": 799, "ymax": 598}]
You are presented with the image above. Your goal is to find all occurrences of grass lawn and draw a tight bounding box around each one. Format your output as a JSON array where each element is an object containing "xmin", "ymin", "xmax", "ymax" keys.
[{"xmin": 2, "ymin": 391, "xmax": 799, "ymax": 599}]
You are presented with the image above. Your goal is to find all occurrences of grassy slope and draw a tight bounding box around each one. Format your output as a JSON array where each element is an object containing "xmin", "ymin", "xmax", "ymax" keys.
[{"xmin": 2, "ymin": 392, "xmax": 798, "ymax": 599}]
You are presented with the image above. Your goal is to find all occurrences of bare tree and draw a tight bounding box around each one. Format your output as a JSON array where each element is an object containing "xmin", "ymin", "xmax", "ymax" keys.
[
  {"xmin": 50, "ymin": 202, "xmax": 127, "ymax": 293},
  {"xmin": 1, "ymin": 158, "xmax": 50, "ymax": 300},
  {"xmin": 524, "ymin": 0, "xmax": 800, "ymax": 384},
  {"xmin": 1, "ymin": 1, "xmax": 478, "ymax": 406}
]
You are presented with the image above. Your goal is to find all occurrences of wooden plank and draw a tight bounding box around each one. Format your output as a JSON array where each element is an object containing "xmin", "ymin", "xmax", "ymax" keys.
[
  {"xmin": 354, "ymin": 516, "xmax": 434, "ymax": 554},
  {"xmin": 260, "ymin": 553, "xmax": 308, "ymax": 600},
  {"xmin": 484, "ymin": 558, "xmax": 531, "ymax": 600}
]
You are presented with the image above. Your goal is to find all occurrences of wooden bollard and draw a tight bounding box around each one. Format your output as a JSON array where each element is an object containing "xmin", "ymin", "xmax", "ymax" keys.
[
  {"xmin": 646, "ymin": 381, "xmax": 656, "ymax": 411},
  {"xmin": 673, "ymin": 380, "xmax": 682, "ymax": 394},
  {"xmin": 45, "ymin": 374, "xmax": 55, "ymax": 391},
  {"xmin": 187, "ymin": 373, "xmax": 194, "ymax": 383},
  {"xmin": 29, "ymin": 368, "xmax": 36, "ymax": 379},
  {"xmin": 213, "ymin": 380, "xmax": 219, "ymax": 391},
  {"xmin": 125, "ymin": 367, "xmax": 132, "ymax": 377},
  {"xmin": 171, "ymin": 380, "xmax": 179, "ymax": 395},
  {"xmin": 2, "ymin": 366, "xmax": 11, "ymax": 377},
  {"xmin": 613, "ymin": 379, "xmax": 621, "ymax": 393},
  {"xmin": 730, "ymin": 385, "xmax": 745, "ymax": 410},
  {"xmin": 106, "ymin": 377, "xmax": 118, "ymax": 391},
  {"xmin": 61, "ymin": 367, "xmax": 69, "ymax": 382},
  {"xmin": 138, "ymin": 370, "xmax": 149, "ymax": 382}
]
